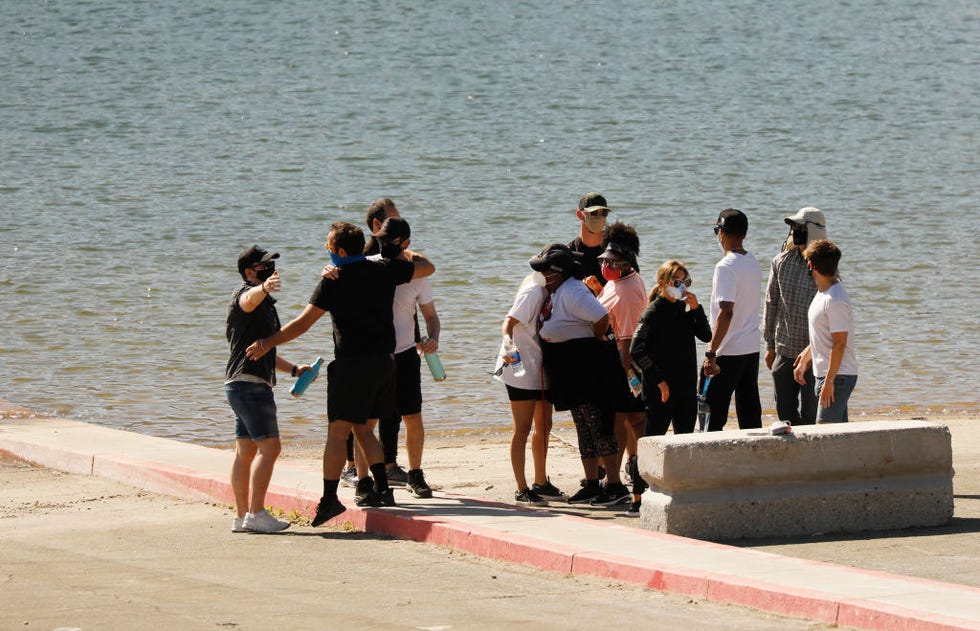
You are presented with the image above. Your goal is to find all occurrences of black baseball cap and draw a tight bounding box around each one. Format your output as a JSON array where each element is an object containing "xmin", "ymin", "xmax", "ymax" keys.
[
  {"xmin": 714, "ymin": 208, "xmax": 748, "ymax": 236},
  {"xmin": 372, "ymin": 216, "xmax": 411, "ymax": 242},
  {"xmin": 237, "ymin": 245, "xmax": 279, "ymax": 276}
]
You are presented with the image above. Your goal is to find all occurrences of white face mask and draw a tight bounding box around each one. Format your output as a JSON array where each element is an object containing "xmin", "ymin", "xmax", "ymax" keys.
[
  {"xmin": 530, "ymin": 271, "xmax": 547, "ymax": 287},
  {"xmin": 582, "ymin": 213, "xmax": 607, "ymax": 235},
  {"xmin": 665, "ymin": 285, "xmax": 685, "ymax": 301}
]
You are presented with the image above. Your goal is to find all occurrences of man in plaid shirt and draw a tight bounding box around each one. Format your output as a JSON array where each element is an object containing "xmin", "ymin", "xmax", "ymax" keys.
[{"xmin": 763, "ymin": 207, "xmax": 828, "ymax": 425}]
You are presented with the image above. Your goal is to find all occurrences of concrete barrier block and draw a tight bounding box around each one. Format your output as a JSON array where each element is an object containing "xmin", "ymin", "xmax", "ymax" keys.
[{"xmin": 636, "ymin": 421, "xmax": 954, "ymax": 540}]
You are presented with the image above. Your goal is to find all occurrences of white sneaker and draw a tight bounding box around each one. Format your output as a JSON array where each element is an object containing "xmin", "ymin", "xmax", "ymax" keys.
[
  {"xmin": 232, "ymin": 516, "xmax": 247, "ymax": 533},
  {"xmin": 243, "ymin": 509, "xmax": 290, "ymax": 533}
]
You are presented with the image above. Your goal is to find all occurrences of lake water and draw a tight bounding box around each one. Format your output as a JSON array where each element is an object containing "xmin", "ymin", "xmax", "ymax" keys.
[{"xmin": 2, "ymin": 0, "xmax": 977, "ymax": 447}]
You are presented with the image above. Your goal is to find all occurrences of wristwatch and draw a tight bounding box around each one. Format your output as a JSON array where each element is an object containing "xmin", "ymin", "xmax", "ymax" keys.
[{"xmin": 704, "ymin": 351, "xmax": 717, "ymax": 359}]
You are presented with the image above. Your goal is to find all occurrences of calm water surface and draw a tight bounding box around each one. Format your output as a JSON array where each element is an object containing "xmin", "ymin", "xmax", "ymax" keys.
[{"xmin": 1, "ymin": 1, "xmax": 977, "ymax": 446}]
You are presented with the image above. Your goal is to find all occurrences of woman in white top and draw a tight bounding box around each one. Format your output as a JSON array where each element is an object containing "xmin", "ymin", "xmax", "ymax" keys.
[
  {"xmin": 530, "ymin": 243, "xmax": 627, "ymax": 506},
  {"xmin": 496, "ymin": 273, "xmax": 564, "ymax": 506}
]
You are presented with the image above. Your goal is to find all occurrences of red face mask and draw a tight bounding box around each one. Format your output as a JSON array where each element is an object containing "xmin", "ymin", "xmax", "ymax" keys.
[{"xmin": 601, "ymin": 266, "xmax": 623, "ymax": 282}]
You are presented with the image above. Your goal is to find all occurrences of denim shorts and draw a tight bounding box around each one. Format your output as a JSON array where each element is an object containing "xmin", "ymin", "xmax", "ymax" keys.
[
  {"xmin": 815, "ymin": 373, "xmax": 858, "ymax": 424},
  {"xmin": 225, "ymin": 380, "xmax": 280, "ymax": 440}
]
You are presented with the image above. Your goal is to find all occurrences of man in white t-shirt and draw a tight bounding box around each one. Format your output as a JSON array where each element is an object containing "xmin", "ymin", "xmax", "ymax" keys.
[
  {"xmin": 793, "ymin": 240, "xmax": 858, "ymax": 423},
  {"xmin": 702, "ymin": 208, "xmax": 763, "ymax": 430}
]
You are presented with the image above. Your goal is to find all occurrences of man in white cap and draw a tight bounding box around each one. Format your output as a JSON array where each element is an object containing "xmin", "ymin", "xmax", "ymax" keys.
[{"xmin": 762, "ymin": 207, "xmax": 828, "ymax": 425}]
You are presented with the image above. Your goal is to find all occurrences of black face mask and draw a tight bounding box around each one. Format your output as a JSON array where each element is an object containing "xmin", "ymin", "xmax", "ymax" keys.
[
  {"xmin": 380, "ymin": 240, "xmax": 403, "ymax": 259},
  {"xmin": 255, "ymin": 264, "xmax": 275, "ymax": 282},
  {"xmin": 791, "ymin": 227, "xmax": 808, "ymax": 246}
]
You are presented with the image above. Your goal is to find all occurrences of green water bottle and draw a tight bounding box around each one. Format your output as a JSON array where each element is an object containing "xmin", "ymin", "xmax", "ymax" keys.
[
  {"xmin": 290, "ymin": 357, "xmax": 324, "ymax": 398},
  {"xmin": 420, "ymin": 338, "xmax": 446, "ymax": 382}
]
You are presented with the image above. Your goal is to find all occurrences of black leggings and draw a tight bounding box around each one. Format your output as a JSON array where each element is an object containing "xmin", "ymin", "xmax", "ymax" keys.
[{"xmin": 569, "ymin": 403, "xmax": 617, "ymax": 459}]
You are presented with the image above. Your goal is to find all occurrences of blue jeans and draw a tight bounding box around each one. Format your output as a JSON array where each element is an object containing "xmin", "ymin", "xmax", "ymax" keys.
[
  {"xmin": 815, "ymin": 374, "xmax": 858, "ymax": 423},
  {"xmin": 226, "ymin": 380, "xmax": 279, "ymax": 440}
]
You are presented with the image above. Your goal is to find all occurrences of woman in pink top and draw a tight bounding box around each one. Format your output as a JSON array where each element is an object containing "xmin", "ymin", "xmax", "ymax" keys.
[{"xmin": 596, "ymin": 224, "xmax": 648, "ymax": 513}]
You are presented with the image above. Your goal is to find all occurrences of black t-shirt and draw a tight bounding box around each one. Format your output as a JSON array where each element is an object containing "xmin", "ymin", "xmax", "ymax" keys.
[
  {"xmin": 225, "ymin": 285, "xmax": 280, "ymax": 384},
  {"xmin": 309, "ymin": 258, "xmax": 415, "ymax": 357},
  {"xmin": 569, "ymin": 237, "xmax": 606, "ymax": 286}
]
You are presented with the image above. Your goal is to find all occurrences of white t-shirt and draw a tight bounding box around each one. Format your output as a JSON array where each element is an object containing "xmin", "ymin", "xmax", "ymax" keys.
[
  {"xmin": 598, "ymin": 272, "xmax": 648, "ymax": 340},
  {"xmin": 369, "ymin": 254, "xmax": 434, "ymax": 354},
  {"xmin": 808, "ymin": 282, "xmax": 858, "ymax": 378},
  {"xmin": 539, "ymin": 278, "xmax": 608, "ymax": 343},
  {"xmin": 392, "ymin": 276, "xmax": 434, "ymax": 353},
  {"xmin": 495, "ymin": 277, "xmax": 549, "ymax": 390},
  {"xmin": 710, "ymin": 251, "xmax": 762, "ymax": 357}
]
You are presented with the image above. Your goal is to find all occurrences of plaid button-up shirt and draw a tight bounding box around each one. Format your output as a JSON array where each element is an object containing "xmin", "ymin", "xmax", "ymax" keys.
[{"xmin": 763, "ymin": 247, "xmax": 817, "ymax": 358}]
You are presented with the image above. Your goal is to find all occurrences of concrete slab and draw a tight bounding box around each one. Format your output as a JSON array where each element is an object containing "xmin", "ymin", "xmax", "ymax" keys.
[{"xmin": 2, "ymin": 413, "xmax": 979, "ymax": 630}]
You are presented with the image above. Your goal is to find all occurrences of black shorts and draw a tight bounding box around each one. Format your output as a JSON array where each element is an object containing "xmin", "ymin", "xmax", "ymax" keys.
[
  {"xmin": 327, "ymin": 354, "xmax": 396, "ymax": 425},
  {"xmin": 394, "ymin": 347, "xmax": 423, "ymax": 416},
  {"xmin": 615, "ymin": 382, "xmax": 646, "ymax": 413},
  {"xmin": 505, "ymin": 384, "xmax": 551, "ymax": 403}
]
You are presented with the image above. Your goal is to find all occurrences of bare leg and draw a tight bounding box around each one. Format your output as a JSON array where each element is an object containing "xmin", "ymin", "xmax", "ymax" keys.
[
  {"xmin": 231, "ymin": 439, "xmax": 258, "ymax": 518},
  {"xmin": 353, "ymin": 418, "xmax": 379, "ymax": 478},
  {"xmin": 351, "ymin": 422, "xmax": 386, "ymax": 474},
  {"xmin": 402, "ymin": 412, "xmax": 424, "ymax": 471},
  {"xmin": 509, "ymin": 400, "xmax": 534, "ymax": 490},
  {"xmin": 247, "ymin": 437, "xmax": 282, "ymax": 514},
  {"xmin": 323, "ymin": 421, "xmax": 353, "ymax": 481},
  {"xmin": 530, "ymin": 400, "xmax": 553, "ymax": 486}
]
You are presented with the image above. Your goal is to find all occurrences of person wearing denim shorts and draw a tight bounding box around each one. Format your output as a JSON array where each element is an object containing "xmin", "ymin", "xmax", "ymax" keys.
[
  {"xmin": 793, "ymin": 240, "xmax": 858, "ymax": 423},
  {"xmin": 225, "ymin": 245, "xmax": 312, "ymax": 533},
  {"xmin": 244, "ymin": 222, "xmax": 435, "ymax": 527}
]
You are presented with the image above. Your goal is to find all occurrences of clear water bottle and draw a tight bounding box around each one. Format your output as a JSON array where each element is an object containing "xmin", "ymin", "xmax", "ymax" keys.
[
  {"xmin": 420, "ymin": 337, "xmax": 446, "ymax": 381},
  {"xmin": 503, "ymin": 336, "xmax": 525, "ymax": 377},
  {"xmin": 626, "ymin": 367, "xmax": 642, "ymax": 398},
  {"xmin": 290, "ymin": 357, "xmax": 324, "ymax": 398}
]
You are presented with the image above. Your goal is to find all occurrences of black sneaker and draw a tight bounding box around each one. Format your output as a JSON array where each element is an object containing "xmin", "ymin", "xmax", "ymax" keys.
[
  {"xmin": 515, "ymin": 488, "xmax": 548, "ymax": 506},
  {"xmin": 591, "ymin": 482, "xmax": 631, "ymax": 507},
  {"xmin": 407, "ymin": 469, "xmax": 433, "ymax": 499},
  {"xmin": 377, "ymin": 488, "xmax": 397, "ymax": 507},
  {"xmin": 340, "ymin": 464, "xmax": 358, "ymax": 488},
  {"xmin": 531, "ymin": 480, "xmax": 566, "ymax": 501},
  {"xmin": 354, "ymin": 477, "xmax": 378, "ymax": 506},
  {"xmin": 386, "ymin": 464, "xmax": 408, "ymax": 487},
  {"xmin": 568, "ymin": 480, "xmax": 602, "ymax": 504},
  {"xmin": 311, "ymin": 496, "xmax": 347, "ymax": 527},
  {"xmin": 624, "ymin": 501, "xmax": 641, "ymax": 517}
]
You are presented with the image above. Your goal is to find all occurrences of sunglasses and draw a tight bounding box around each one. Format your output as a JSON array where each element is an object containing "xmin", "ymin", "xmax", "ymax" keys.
[
  {"xmin": 251, "ymin": 261, "xmax": 275, "ymax": 271},
  {"xmin": 584, "ymin": 208, "xmax": 610, "ymax": 217},
  {"xmin": 672, "ymin": 277, "xmax": 692, "ymax": 288},
  {"xmin": 601, "ymin": 259, "xmax": 629, "ymax": 269},
  {"xmin": 713, "ymin": 225, "xmax": 722, "ymax": 235}
]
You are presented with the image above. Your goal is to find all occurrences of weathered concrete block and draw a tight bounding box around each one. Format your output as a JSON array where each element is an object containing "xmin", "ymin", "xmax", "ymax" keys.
[{"xmin": 636, "ymin": 421, "xmax": 954, "ymax": 540}]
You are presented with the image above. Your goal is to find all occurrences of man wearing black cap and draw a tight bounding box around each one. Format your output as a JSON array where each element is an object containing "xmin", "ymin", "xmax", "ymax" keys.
[
  {"xmin": 358, "ymin": 216, "xmax": 440, "ymax": 500},
  {"xmin": 569, "ymin": 192, "xmax": 610, "ymax": 296},
  {"xmin": 226, "ymin": 246, "xmax": 312, "ymax": 533},
  {"xmin": 245, "ymin": 223, "xmax": 435, "ymax": 526},
  {"xmin": 702, "ymin": 209, "xmax": 763, "ymax": 430}
]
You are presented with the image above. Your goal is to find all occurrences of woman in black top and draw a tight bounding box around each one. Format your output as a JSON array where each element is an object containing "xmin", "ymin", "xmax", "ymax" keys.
[{"xmin": 629, "ymin": 260, "xmax": 712, "ymax": 437}]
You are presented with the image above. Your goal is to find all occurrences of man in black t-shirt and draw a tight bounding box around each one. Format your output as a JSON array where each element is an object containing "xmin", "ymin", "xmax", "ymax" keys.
[
  {"xmin": 226, "ymin": 246, "xmax": 313, "ymax": 533},
  {"xmin": 569, "ymin": 192, "xmax": 610, "ymax": 295},
  {"xmin": 245, "ymin": 222, "xmax": 435, "ymax": 526}
]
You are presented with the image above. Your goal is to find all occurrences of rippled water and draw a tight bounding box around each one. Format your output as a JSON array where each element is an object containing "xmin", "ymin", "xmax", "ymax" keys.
[{"xmin": 1, "ymin": 0, "xmax": 977, "ymax": 446}]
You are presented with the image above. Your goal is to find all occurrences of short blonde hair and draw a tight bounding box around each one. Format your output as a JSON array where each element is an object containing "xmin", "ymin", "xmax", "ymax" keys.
[{"xmin": 649, "ymin": 260, "xmax": 688, "ymax": 302}]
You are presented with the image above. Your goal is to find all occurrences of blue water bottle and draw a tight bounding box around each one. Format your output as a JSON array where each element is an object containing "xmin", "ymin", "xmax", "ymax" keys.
[
  {"xmin": 420, "ymin": 338, "xmax": 446, "ymax": 382},
  {"xmin": 290, "ymin": 357, "xmax": 324, "ymax": 398}
]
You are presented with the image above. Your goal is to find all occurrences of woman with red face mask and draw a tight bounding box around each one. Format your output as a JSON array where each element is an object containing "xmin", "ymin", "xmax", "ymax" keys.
[{"xmin": 595, "ymin": 224, "xmax": 648, "ymax": 512}]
